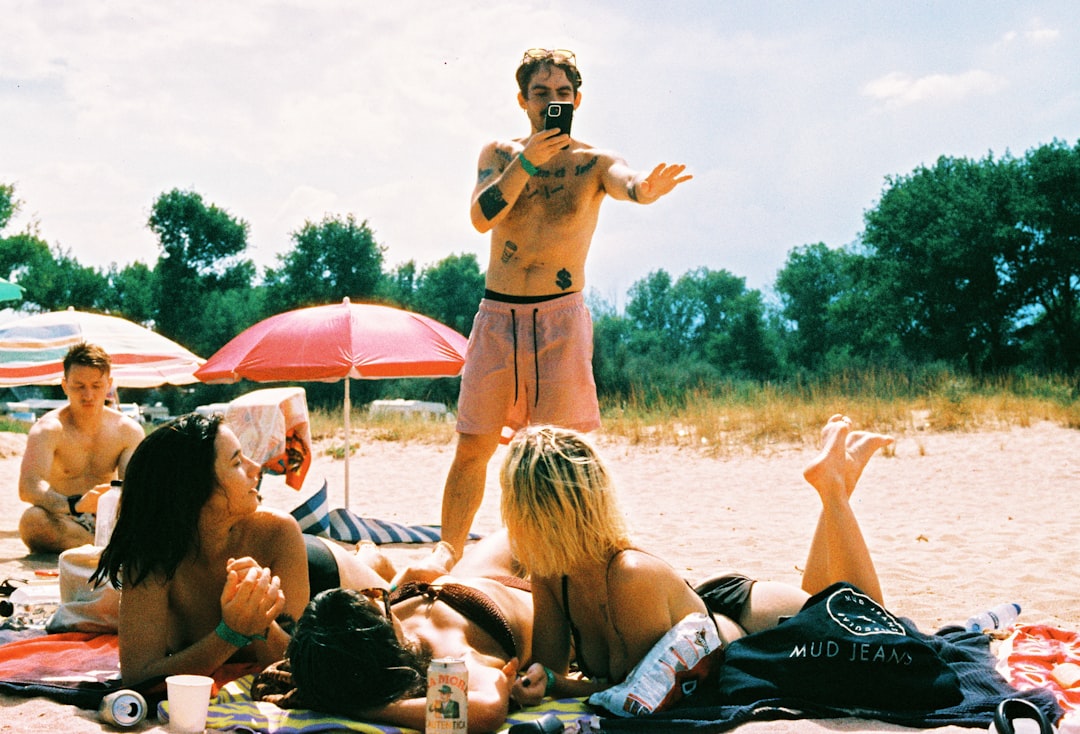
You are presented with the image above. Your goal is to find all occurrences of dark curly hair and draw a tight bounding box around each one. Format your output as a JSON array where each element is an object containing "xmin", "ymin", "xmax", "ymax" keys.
[
  {"xmin": 516, "ymin": 55, "xmax": 582, "ymax": 99},
  {"xmin": 287, "ymin": 588, "xmax": 429, "ymax": 714}
]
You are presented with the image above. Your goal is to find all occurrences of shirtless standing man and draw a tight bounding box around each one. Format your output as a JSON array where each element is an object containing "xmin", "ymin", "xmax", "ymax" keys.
[
  {"xmin": 18, "ymin": 342, "xmax": 145, "ymax": 553},
  {"xmin": 436, "ymin": 48, "xmax": 692, "ymax": 562}
]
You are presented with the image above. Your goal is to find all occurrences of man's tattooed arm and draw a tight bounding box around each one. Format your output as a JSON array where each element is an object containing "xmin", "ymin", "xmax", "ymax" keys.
[{"xmin": 478, "ymin": 186, "xmax": 509, "ymax": 221}]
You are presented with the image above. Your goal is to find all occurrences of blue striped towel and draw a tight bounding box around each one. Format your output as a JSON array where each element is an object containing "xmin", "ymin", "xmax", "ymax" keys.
[{"xmin": 289, "ymin": 479, "xmax": 475, "ymax": 545}]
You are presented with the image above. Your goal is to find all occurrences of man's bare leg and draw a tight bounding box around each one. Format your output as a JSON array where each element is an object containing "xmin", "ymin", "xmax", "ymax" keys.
[
  {"xmin": 440, "ymin": 431, "xmax": 502, "ymax": 558},
  {"xmin": 18, "ymin": 507, "xmax": 92, "ymax": 554},
  {"xmin": 800, "ymin": 415, "xmax": 890, "ymax": 603}
]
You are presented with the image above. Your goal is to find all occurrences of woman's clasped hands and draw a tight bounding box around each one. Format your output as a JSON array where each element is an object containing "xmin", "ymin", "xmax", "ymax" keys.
[{"xmin": 221, "ymin": 556, "xmax": 285, "ymax": 640}]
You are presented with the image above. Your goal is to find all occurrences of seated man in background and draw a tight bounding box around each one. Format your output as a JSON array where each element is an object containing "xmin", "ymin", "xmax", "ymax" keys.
[{"xmin": 18, "ymin": 342, "xmax": 145, "ymax": 553}]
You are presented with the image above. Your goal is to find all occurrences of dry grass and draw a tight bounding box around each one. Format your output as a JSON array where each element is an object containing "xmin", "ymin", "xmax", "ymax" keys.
[{"xmin": 305, "ymin": 372, "xmax": 1079, "ymax": 454}]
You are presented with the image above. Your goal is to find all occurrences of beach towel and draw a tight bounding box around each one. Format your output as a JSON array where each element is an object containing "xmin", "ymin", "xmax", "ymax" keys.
[
  {"xmin": 0, "ymin": 632, "xmax": 259, "ymax": 709},
  {"xmin": 998, "ymin": 623, "xmax": 1080, "ymax": 729},
  {"xmin": 228, "ymin": 387, "xmax": 313, "ymax": 490},
  {"xmin": 290, "ymin": 480, "xmax": 479, "ymax": 545},
  {"xmin": 161, "ymin": 673, "xmax": 595, "ymax": 733},
  {"xmin": 598, "ymin": 583, "xmax": 1061, "ymax": 733}
]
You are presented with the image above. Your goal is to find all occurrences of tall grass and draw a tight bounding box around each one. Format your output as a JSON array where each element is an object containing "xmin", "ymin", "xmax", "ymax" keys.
[
  {"xmin": 602, "ymin": 368, "xmax": 1080, "ymax": 454},
  {"xmin": 304, "ymin": 368, "xmax": 1079, "ymax": 454}
]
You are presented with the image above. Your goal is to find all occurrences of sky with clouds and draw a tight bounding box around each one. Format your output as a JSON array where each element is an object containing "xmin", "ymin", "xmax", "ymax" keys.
[{"xmin": 2, "ymin": 1, "xmax": 1078, "ymax": 309}]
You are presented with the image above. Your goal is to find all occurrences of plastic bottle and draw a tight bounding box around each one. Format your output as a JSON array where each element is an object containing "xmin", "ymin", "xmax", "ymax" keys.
[
  {"xmin": 94, "ymin": 480, "xmax": 123, "ymax": 547},
  {"xmin": 966, "ymin": 602, "xmax": 1021, "ymax": 632},
  {"xmin": 3, "ymin": 584, "xmax": 61, "ymax": 629}
]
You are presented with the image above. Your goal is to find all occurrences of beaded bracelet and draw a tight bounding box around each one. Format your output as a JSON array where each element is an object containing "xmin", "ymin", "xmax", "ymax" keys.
[{"xmin": 215, "ymin": 620, "xmax": 266, "ymax": 648}]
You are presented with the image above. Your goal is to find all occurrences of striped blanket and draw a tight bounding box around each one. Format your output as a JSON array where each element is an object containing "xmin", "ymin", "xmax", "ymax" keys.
[
  {"xmin": 160, "ymin": 674, "xmax": 595, "ymax": 733},
  {"xmin": 289, "ymin": 480, "xmax": 478, "ymax": 545}
]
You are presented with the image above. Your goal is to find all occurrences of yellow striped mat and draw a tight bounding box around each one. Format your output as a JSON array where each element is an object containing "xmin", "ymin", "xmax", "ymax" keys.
[{"xmin": 158, "ymin": 673, "xmax": 595, "ymax": 733}]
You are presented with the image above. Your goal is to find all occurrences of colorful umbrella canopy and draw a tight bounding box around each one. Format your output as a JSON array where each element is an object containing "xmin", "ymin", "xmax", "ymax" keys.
[
  {"xmin": 0, "ymin": 277, "xmax": 23, "ymax": 303},
  {"xmin": 195, "ymin": 298, "xmax": 469, "ymax": 502},
  {"xmin": 0, "ymin": 308, "xmax": 205, "ymax": 388}
]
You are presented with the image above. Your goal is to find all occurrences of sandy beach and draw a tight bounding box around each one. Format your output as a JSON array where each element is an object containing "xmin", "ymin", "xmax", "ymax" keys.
[{"xmin": 0, "ymin": 419, "xmax": 1077, "ymax": 732}]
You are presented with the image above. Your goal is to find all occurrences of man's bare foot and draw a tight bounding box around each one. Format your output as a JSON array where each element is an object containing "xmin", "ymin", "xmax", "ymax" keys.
[
  {"xmin": 844, "ymin": 431, "xmax": 894, "ymax": 494},
  {"xmin": 802, "ymin": 414, "xmax": 851, "ymax": 496}
]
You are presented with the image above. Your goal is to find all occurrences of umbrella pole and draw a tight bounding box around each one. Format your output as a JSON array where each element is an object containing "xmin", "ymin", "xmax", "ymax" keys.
[{"xmin": 343, "ymin": 378, "xmax": 351, "ymax": 508}]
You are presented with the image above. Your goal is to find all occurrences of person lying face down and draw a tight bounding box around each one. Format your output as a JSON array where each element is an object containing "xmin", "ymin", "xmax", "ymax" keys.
[
  {"xmin": 92, "ymin": 413, "xmax": 309, "ymax": 686},
  {"xmin": 501, "ymin": 418, "xmax": 893, "ymax": 707},
  {"xmin": 264, "ymin": 530, "xmax": 533, "ymax": 733}
]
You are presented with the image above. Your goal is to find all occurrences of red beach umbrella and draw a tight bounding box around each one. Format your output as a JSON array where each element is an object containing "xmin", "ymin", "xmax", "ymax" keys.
[{"xmin": 195, "ymin": 298, "xmax": 468, "ymax": 502}]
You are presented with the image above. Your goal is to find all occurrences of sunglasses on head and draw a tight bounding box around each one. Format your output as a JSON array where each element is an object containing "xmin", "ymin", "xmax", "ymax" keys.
[
  {"xmin": 359, "ymin": 587, "xmax": 391, "ymax": 619},
  {"xmin": 522, "ymin": 48, "xmax": 577, "ymax": 66}
]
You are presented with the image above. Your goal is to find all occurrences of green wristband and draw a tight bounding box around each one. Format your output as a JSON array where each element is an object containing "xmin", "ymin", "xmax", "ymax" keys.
[
  {"xmin": 519, "ymin": 153, "xmax": 539, "ymax": 176},
  {"xmin": 542, "ymin": 666, "xmax": 556, "ymax": 695},
  {"xmin": 215, "ymin": 620, "xmax": 265, "ymax": 648}
]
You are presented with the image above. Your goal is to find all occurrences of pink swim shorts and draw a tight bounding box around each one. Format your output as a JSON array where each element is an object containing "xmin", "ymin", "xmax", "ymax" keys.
[{"xmin": 455, "ymin": 291, "xmax": 601, "ymax": 439}]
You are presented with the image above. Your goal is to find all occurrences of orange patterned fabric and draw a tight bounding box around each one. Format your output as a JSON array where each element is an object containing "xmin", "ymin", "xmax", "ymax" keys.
[{"xmin": 1001, "ymin": 624, "xmax": 1080, "ymax": 722}]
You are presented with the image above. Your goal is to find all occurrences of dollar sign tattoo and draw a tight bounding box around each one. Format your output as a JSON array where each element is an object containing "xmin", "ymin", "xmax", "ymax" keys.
[{"xmin": 555, "ymin": 269, "xmax": 573, "ymax": 290}]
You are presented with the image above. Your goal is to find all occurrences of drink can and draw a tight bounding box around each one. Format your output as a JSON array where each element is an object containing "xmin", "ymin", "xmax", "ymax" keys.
[
  {"xmin": 99, "ymin": 689, "xmax": 147, "ymax": 728},
  {"xmin": 426, "ymin": 657, "xmax": 467, "ymax": 733}
]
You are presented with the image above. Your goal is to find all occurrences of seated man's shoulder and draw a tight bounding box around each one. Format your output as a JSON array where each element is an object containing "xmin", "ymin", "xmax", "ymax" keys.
[
  {"xmin": 104, "ymin": 407, "xmax": 145, "ymax": 435},
  {"xmin": 26, "ymin": 409, "xmax": 65, "ymax": 441}
]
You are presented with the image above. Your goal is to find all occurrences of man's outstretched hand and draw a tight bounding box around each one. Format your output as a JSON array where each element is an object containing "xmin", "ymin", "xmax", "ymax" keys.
[{"xmin": 635, "ymin": 163, "xmax": 692, "ymax": 202}]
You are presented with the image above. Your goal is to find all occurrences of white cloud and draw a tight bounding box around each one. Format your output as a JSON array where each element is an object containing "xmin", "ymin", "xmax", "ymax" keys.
[{"xmin": 862, "ymin": 69, "xmax": 1007, "ymax": 107}]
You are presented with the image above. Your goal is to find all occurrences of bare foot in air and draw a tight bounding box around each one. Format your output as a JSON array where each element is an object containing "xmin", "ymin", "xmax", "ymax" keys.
[
  {"xmin": 802, "ymin": 414, "xmax": 851, "ymax": 497},
  {"xmin": 844, "ymin": 431, "xmax": 894, "ymax": 494}
]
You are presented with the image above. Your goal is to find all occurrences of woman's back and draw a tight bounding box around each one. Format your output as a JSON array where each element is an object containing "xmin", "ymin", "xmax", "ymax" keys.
[{"xmin": 557, "ymin": 549, "xmax": 706, "ymax": 683}]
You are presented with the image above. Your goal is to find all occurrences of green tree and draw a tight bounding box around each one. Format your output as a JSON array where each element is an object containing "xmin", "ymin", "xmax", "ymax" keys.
[
  {"xmin": 380, "ymin": 259, "xmax": 419, "ymax": 310},
  {"xmin": 264, "ymin": 214, "xmax": 385, "ymax": 311},
  {"xmin": 861, "ymin": 154, "xmax": 1027, "ymax": 373},
  {"xmin": 1015, "ymin": 139, "xmax": 1080, "ymax": 371},
  {"xmin": 148, "ymin": 188, "xmax": 253, "ymax": 343},
  {"xmin": 773, "ymin": 242, "xmax": 898, "ymax": 370},
  {"xmin": 411, "ymin": 253, "xmax": 485, "ymax": 336},
  {"xmin": 0, "ymin": 234, "xmax": 108, "ymax": 312},
  {"xmin": 625, "ymin": 269, "xmax": 686, "ymax": 355},
  {"xmin": 102, "ymin": 261, "xmax": 157, "ymax": 325},
  {"xmin": 0, "ymin": 182, "xmax": 16, "ymax": 232}
]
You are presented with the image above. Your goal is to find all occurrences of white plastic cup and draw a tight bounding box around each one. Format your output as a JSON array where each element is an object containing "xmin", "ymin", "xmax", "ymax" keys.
[{"xmin": 165, "ymin": 674, "xmax": 214, "ymax": 733}]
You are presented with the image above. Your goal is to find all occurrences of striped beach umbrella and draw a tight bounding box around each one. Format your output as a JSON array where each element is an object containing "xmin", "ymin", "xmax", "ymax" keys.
[{"xmin": 0, "ymin": 308, "xmax": 204, "ymax": 387}]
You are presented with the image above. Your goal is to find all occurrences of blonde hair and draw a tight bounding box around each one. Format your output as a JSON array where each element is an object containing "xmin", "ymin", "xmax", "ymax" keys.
[{"xmin": 500, "ymin": 425, "xmax": 631, "ymax": 576}]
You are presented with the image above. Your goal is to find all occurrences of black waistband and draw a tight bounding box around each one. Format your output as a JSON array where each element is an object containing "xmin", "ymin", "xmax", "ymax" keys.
[{"xmin": 484, "ymin": 289, "xmax": 570, "ymax": 304}]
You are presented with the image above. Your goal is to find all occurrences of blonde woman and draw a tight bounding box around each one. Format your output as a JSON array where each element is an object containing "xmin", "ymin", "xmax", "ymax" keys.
[{"xmin": 503, "ymin": 415, "xmax": 892, "ymax": 705}]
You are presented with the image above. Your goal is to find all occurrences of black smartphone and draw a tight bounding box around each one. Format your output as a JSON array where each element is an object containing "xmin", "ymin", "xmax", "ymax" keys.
[{"xmin": 544, "ymin": 101, "xmax": 573, "ymax": 146}]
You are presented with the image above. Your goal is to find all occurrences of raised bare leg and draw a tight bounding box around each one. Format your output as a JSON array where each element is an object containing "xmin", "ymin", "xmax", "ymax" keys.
[
  {"xmin": 800, "ymin": 415, "xmax": 851, "ymax": 595},
  {"xmin": 844, "ymin": 431, "xmax": 894, "ymax": 494},
  {"xmin": 800, "ymin": 416, "xmax": 888, "ymax": 603}
]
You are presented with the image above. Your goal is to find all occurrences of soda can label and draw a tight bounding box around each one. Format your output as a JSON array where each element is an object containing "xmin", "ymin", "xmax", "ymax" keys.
[
  {"xmin": 99, "ymin": 689, "xmax": 147, "ymax": 728},
  {"xmin": 426, "ymin": 657, "xmax": 467, "ymax": 733}
]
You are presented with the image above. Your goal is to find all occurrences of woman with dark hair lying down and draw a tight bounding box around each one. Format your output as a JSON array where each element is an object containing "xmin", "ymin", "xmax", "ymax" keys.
[
  {"xmin": 92, "ymin": 413, "xmax": 308, "ymax": 686},
  {"xmin": 91, "ymin": 412, "xmax": 400, "ymax": 687},
  {"xmin": 257, "ymin": 530, "xmax": 532, "ymax": 733}
]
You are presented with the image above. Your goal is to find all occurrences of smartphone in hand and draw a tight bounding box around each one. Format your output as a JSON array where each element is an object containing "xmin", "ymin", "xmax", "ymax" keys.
[{"xmin": 544, "ymin": 101, "xmax": 573, "ymax": 148}]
